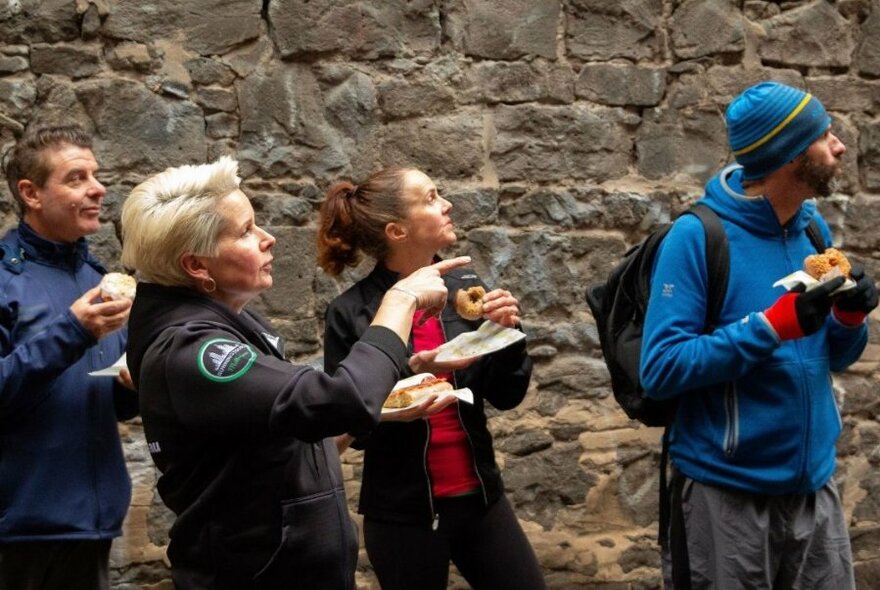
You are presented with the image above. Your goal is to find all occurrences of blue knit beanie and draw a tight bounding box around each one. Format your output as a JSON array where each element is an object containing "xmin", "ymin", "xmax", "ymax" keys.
[{"xmin": 725, "ymin": 81, "xmax": 831, "ymax": 181}]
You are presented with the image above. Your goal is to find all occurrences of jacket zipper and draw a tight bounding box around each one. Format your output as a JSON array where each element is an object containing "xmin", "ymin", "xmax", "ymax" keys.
[
  {"xmin": 440, "ymin": 315, "xmax": 488, "ymax": 507},
  {"xmin": 408, "ymin": 322, "xmax": 439, "ymax": 529},
  {"xmin": 421, "ymin": 420, "xmax": 439, "ymax": 530},
  {"xmin": 723, "ymin": 381, "xmax": 739, "ymax": 457},
  {"xmin": 783, "ymin": 226, "xmax": 814, "ymax": 489}
]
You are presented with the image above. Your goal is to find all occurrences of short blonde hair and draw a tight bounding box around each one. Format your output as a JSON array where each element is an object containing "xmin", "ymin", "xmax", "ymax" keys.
[{"xmin": 121, "ymin": 156, "xmax": 241, "ymax": 287}]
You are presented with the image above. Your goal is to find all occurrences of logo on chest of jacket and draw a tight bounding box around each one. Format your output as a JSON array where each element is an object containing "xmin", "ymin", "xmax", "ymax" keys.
[{"xmin": 197, "ymin": 338, "xmax": 257, "ymax": 383}]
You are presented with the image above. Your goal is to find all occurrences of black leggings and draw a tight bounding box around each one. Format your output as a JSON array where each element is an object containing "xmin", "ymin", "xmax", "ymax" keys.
[{"xmin": 363, "ymin": 495, "xmax": 546, "ymax": 590}]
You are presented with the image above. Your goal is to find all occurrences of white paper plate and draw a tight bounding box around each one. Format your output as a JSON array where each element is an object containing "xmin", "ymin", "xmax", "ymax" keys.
[
  {"xmin": 381, "ymin": 373, "xmax": 474, "ymax": 414},
  {"xmin": 434, "ymin": 322, "xmax": 526, "ymax": 363},
  {"xmin": 772, "ymin": 269, "xmax": 856, "ymax": 295},
  {"xmin": 89, "ymin": 353, "xmax": 128, "ymax": 377}
]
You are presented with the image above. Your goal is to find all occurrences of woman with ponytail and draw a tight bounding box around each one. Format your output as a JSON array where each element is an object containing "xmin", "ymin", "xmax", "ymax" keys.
[{"xmin": 318, "ymin": 168, "xmax": 546, "ymax": 590}]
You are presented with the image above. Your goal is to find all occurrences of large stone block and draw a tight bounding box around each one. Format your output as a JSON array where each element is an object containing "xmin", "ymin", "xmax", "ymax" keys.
[
  {"xmin": 236, "ymin": 63, "xmax": 350, "ymax": 180},
  {"xmin": 380, "ymin": 113, "xmax": 483, "ymax": 179},
  {"xmin": 75, "ymin": 79, "xmax": 206, "ymax": 174},
  {"xmin": 269, "ymin": 0, "xmax": 439, "ymax": 59},
  {"xmin": 463, "ymin": 228, "xmax": 626, "ymax": 316},
  {"xmin": 492, "ymin": 104, "xmax": 634, "ymax": 183},
  {"xmin": 0, "ymin": 77, "xmax": 36, "ymax": 121},
  {"xmin": 468, "ymin": 60, "xmax": 575, "ymax": 105},
  {"xmin": 636, "ymin": 106, "xmax": 728, "ymax": 183},
  {"xmin": 0, "ymin": 0, "xmax": 80, "ymax": 44},
  {"xmin": 378, "ymin": 77, "xmax": 456, "ymax": 119},
  {"xmin": 30, "ymin": 43, "xmax": 100, "ymax": 78},
  {"xmin": 444, "ymin": 0, "xmax": 560, "ymax": 59},
  {"xmin": 857, "ymin": 3, "xmax": 880, "ymax": 76},
  {"xmin": 446, "ymin": 188, "xmax": 498, "ymax": 230},
  {"xmin": 566, "ymin": 0, "xmax": 663, "ymax": 60},
  {"xmin": 254, "ymin": 225, "xmax": 317, "ymax": 320},
  {"xmin": 102, "ymin": 0, "xmax": 262, "ymax": 56},
  {"xmin": 842, "ymin": 194, "xmax": 880, "ymax": 250},
  {"xmin": 669, "ymin": 0, "xmax": 745, "ymax": 59},
  {"xmin": 858, "ymin": 122, "xmax": 880, "ymax": 192},
  {"xmin": 576, "ymin": 63, "xmax": 665, "ymax": 107},
  {"xmin": 810, "ymin": 76, "xmax": 880, "ymax": 113},
  {"xmin": 504, "ymin": 441, "xmax": 597, "ymax": 530},
  {"xmin": 759, "ymin": 1, "xmax": 854, "ymax": 68}
]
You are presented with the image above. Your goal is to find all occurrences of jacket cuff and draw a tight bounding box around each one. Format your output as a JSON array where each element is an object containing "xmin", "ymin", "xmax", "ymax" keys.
[
  {"xmin": 359, "ymin": 325, "xmax": 407, "ymax": 372},
  {"xmin": 832, "ymin": 306, "xmax": 866, "ymax": 327}
]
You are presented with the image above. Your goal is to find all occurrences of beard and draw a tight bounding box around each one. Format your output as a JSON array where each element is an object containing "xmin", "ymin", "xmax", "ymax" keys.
[{"xmin": 794, "ymin": 155, "xmax": 840, "ymax": 197}]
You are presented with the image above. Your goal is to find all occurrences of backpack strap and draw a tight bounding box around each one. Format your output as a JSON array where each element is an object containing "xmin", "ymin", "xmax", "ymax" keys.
[
  {"xmin": 687, "ymin": 203, "xmax": 729, "ymax": 331},
  {"xmin": 656, "ymin": 203, "xmax": 729, "ymax": 566},
  {"xmin": 805, "ymin": 218, "xmax": 826, "ymax": 253}
]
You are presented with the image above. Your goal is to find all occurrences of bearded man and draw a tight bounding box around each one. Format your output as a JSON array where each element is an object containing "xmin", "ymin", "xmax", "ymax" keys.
[{"xmin": 640, "ymin": 81, "xmax": 878, "ymax": 589}]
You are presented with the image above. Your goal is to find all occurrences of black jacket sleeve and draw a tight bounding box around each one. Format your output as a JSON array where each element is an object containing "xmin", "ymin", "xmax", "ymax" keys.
[{"xmin": 153, "ymin": 323, "xmax": 406, "ymax": 443}]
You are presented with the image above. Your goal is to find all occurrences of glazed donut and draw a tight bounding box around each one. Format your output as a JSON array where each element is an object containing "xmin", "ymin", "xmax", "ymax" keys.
[
  {"xmin": 455, "ymin": 286, "xmax": 485, "ymax": 320},
  {"xmin": 804, "ymin": 248, "xmax": 851, "ymax": 280}
]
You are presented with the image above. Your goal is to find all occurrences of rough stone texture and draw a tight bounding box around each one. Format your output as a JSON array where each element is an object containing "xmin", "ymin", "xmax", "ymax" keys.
[
  {"xmin": 567, "ymin": 0, "xmax": 663, "ymax": 60},
  {"xmin": 759, "ymin": 0, "xmax": 856, "ymax": 68},
  {"xmin": 269, "ymin": 0, "xmax": 440, "ymax": 59},
  {"xmin": 2, "ymin": 2, "xmax": 880, "ymax": 589},
  {"xmin": 101, "ymin": 0, "xmax": 263, "ymax": 56},
  {"xmin": 444, "ymin": 0, "xmax": 561, "ymax": 60},
  {"xmin": 669, "ymin": 0, "xmax": 745, "ymax": 59}
]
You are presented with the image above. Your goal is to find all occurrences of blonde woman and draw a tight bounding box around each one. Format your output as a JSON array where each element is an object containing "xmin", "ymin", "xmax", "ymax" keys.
[{"xmin": 121, "ymin": 156, "xmax": 468, "ymax": 590}]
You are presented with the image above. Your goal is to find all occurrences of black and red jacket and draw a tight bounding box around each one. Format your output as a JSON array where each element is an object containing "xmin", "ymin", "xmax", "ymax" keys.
[{"xmin": 323, "ymin": 263, "xmax": 532, "ymax": 525}]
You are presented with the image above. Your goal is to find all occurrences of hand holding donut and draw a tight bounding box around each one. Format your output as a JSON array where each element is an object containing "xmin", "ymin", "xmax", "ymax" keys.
[{"xmin": 481, "ymin": 289, "xmax": 521, "ymax": 327}]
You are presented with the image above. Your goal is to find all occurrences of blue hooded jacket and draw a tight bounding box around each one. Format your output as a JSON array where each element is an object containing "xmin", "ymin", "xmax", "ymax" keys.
[
  {"xmin": 0, "ymin": 223, "xmax": 134, "ymax": 542},
  {"xmin": 640, "ymin": 165, "xmax": 867, "ymax": 495}
]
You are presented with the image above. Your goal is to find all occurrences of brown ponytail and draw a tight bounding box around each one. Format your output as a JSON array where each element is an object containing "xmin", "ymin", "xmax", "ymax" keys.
[{"xmin": 316, "ymin": 168, "xmax": 411, "ymax": 276}]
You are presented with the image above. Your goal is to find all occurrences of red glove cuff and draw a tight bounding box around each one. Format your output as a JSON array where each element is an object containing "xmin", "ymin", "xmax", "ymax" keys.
[
  {"xmin": 764, "ymin": 293, "xmax": 805, "ymax": 341},
  {"xmin": 832, "ymin": 306, "xmax": 866, "ymax": 327}
]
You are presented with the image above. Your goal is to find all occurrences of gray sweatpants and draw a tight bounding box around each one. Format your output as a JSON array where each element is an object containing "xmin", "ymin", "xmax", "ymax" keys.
[{"xmin": 663, "ymin": 471, "xmax": 855, "ymax": 590}]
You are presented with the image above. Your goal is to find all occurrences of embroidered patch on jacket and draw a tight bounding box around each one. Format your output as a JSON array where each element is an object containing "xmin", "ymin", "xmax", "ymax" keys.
[{"xmin": 197, "ymin": 338, "xmax": 257, "ymax": 383}]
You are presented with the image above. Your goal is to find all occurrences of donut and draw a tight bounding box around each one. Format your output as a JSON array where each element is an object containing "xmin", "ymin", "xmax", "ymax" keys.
[
  {"xmin": 455, "ymin": 286, "xmax": 485, "ymax": 321},
  {"xmin": 100, "ymin": 272, "xmax": 137, "ymax": 301},
  {"xmin": 804, "ymin": 248, "xmax": 851, "ymax": 280}
]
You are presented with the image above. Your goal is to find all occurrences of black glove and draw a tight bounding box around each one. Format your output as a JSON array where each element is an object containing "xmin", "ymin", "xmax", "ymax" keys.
[
  {"xmin": 764, "ymin": 276, "xmax": 845, "ymax": 340},
  {"xmin": 835, "ymin": 265, "xmax": 878, "ymax": 314},
  {"xmin": 833, "ymin": 264, "xmax": 878, "ymax": 325}
]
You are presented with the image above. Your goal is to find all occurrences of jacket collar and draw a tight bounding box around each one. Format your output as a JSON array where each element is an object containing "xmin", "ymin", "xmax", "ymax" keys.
[
  {"xmin": 701, "ymin": 164, "xmax": 818, "ymax": 239},
  {"xmin": 16, "ymin": 222, "xmax": 94, "ymax": 270}
]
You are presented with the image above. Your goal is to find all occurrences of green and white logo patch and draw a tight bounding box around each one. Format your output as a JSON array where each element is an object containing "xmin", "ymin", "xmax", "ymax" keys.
[{"xmin": 197, "ymin": 338, "xmax": 257, "ymax": 383}]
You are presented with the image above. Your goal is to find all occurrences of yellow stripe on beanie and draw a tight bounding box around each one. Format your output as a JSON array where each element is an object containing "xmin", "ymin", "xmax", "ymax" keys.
[{"xmin": 732, "ymin": 93, "xmax": 813, "ymax": 157}]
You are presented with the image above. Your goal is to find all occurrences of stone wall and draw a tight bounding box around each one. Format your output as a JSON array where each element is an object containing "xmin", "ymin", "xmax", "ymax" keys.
[{"xmin": 2, "ymin": 1, "xmax": 880, "ymax": 588}]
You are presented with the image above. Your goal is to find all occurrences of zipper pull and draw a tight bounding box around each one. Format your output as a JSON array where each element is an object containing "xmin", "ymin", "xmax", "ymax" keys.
[{"xmin": 432, "ymin": 514, "xmax": 439, "ymax": 531}]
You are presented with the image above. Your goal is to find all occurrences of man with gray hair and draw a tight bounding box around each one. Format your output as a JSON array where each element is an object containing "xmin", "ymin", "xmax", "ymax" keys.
[
  {"xmin": 0, "ymin": 125, "xmax": 136, "ymax": 590},
  {"xmin": 640, "ymin": 81, "xmax": 877, "ymax": 588}
]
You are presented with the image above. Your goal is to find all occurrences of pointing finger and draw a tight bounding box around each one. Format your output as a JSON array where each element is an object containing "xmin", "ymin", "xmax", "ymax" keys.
[{"xmin": 429, "ymin": 256, "xmax": 471, "ymax": 275}]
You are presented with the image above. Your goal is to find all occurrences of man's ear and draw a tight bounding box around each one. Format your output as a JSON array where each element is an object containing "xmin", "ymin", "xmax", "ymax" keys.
[
  {"xmin": 179, "ymin": 253, "xmax": 210, "ymax": 282},
  {"xmin": 384, "ymin": 221, "xmax": 407, "ymax": 245},
  {"xmin": 17, "ymin": 179, "xmax": 40, "ymax": 211}
]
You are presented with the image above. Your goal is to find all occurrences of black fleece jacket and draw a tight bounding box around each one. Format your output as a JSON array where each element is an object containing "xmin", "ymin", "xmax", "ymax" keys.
[
  {"xmin": 127, "ymin": 283, "xmax": 406, "ymax": 590},
  {"xmin": 323, "ymin": 263, "xmax": 532, "ymax": 524}
]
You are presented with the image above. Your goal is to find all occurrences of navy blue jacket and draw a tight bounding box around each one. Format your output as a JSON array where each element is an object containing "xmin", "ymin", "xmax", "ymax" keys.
[{"xmin": 0, "ymin": 223, "xmax": 135, "ymax": 542}]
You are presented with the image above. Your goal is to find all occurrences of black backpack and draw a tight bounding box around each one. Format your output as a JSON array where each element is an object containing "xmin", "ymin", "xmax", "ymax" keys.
[
  {"xmin": 586, "ymin": 204, "xmax": 727, "ymax": 427},
  {"xmin": 585, "ymin": 202, "xmax": 826, "ymax": 428},
  {"xmin": 586, "ymin": 202, "xmax": 825, "ymax": 552}
]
